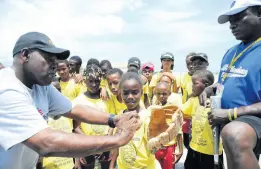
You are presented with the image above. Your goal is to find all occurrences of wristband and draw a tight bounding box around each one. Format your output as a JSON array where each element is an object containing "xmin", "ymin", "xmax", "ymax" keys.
[
  {"xmin": 108, "ymin": 114, "xmax": 116, "ymax": 128},
  {"xmin": 228, "ymin": 109, "xmax": 233, "ymax": 121},
  {"xmin": 233, "ymin": 107, "xmax": 238, "ymax": 119}
]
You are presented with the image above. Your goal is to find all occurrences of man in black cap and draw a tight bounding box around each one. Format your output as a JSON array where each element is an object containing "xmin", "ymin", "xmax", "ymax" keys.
[{"xmin": 0, "ymin": 32, "xmax": 141, "ymax": 169}]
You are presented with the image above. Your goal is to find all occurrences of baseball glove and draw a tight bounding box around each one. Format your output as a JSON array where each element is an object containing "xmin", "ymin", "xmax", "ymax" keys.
[{"xmin": 147, "ymin": 104, "xmax": 183, "ymax": 154}]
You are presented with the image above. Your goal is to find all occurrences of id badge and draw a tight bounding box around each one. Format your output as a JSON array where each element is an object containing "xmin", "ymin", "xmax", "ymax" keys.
[{"xmin": 216, "ymin": 83, "xmax": 224, "ymax": 96}]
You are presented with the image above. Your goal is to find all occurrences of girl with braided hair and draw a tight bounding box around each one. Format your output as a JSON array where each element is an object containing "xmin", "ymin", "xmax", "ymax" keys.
[{"xmin": 72, "ymin": 64, "xmax": 112, "ymax": 169}]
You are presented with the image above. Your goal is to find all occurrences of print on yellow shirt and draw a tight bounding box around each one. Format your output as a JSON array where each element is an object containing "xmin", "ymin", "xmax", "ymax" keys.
[
  {"xmin": 117, "ymin": 109, "xmax": 157, "ymax": 169},
  {"xmin": 72, "ymin": 94, "xmax": 110, "ymax": 136},
  {"xmin": 182, "ymin": 97, "xmax": 223, "ymax": 155},
  {"xmin": 42, "ymin": 117, "xmax": 74, "ymax": 169}
]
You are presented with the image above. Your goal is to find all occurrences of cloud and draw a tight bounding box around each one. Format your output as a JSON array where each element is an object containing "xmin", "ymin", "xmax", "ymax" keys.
[
  {"xmin": 145, "ymin": 10, "xmax": 200, "ymax": 22},
  {"xmin": 0, "ymin": 0, "xmax": 143, "ymax": 63},
  {"xmin": 0, "ymin": 0, "xmax": 236, "ymax": 72}
]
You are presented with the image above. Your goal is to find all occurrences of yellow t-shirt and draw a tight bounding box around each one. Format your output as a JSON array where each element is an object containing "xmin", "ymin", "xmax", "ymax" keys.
[
  {"xmin": 180, "ymin": 73, "xmax": 192, "ymax": 103},
  {"xmin": 140, "ymin": 82, "xmax": 149, "ymax": 107},
  {"xmin": 182, "ymin": 97, "xmax": 223, "ymax": 155},
  {"xmin": 117, "ymin": 109, "xmax": 157, "ymax": 169},
  {"xmin": 60, "ymin": 79, "xmax": 85, "ymax": 101},
  {"xmin": 148, "ymin": 82, "xmax": 153, "ymax": 102},
  {"xmin": 42, "ymin": 117, "xmax": 74, "ymax": 169},
  {"xmin": 107, "ymin": 95, "xmax": 127, "ymax": 115},
  {"xmin": 149, "ymin": 72, "xmax": 178, "ymax": 94},
  {"xmin": 72, "ymin": 94, "xmax": 110, "ymax": 136},
  {"xmin": 100, "ymin": 78, "xmax": 108, "ymax": 88}
]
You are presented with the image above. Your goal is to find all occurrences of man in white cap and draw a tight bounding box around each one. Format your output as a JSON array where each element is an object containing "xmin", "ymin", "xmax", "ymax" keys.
[
  {"xmin": 207, "ymin": 0, "xmax": 261, "ymax": 169},
  {"xmin": 0, "ymin": 32, "xmax": 141, "ymax": 169}
]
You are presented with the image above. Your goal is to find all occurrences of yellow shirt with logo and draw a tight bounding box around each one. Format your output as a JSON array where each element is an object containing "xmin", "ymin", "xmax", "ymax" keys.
[
  {"xmin": 179, "ymin": 73, "xmax": 192, "ymax": 103},
  {"xmin": 182, "ymin": 97, "xmax": 223, "ymax": 155},
  {"xmin": 60, "ymin": 79, "xmax": 85, "ymax": 101},
  {"xmin": 107, "ymin": 95, "xmax": 127, "ymax": 115},
  {"xmin": 117, "ymin": 109, "xmax": 157, "ymax": 169},
  {"xmin": 42, "ymin": 117, "xmax": 74, "ymax": 169},
  {"xmin": 72, "ymin": 94, "xmax": 110, "ymax": 136}
]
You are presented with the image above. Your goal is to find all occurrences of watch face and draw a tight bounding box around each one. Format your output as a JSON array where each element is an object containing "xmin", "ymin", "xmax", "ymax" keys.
[{"xmin": 109, "ymin": 114, "xmax": 116, "ymax": 128}]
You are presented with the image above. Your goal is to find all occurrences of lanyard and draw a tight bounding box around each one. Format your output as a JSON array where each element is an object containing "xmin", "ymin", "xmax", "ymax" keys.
[{"xmin": 221, "ymin": 37, "xmax": 261, "ymax": 84}]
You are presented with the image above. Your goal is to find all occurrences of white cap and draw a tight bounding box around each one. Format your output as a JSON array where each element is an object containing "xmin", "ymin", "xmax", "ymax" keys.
[{"xmin": 218, "ymin": 0, "xmax": 261, "ymax": 24}]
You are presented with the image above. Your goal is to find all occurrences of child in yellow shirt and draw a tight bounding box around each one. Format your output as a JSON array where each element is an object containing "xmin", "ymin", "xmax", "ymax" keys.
[
  {"xmin": 100, "ymin": 60, "xmax": 112, "ymax": 100},
  {"xmin": 106, "ymin": 68, "xmax": 127, "ymax": 115},
  {"xmin": 180, "ymin": 53, "xmax": 194, "ymax": 150},
  {"xmin": 56, "ymin": 59, "xmax": 84, "ymax": 101},
  {"xmin": 110, "ymin": 72, "xmax": 160, "ymax": 169},
  {"xmin": 142, "ymin": 62, "xmax": 155, "ymax": 103},
  {"xmin": 182, "ymin": 70, "xmax": 223, "ymax": 169},
  {"xmin": 152, "ymin": 82, "xmax": 183, "ymax": 169},
  {"xmin": 72, "ymin": 64, "xmax": 111, "ymax": 169}
]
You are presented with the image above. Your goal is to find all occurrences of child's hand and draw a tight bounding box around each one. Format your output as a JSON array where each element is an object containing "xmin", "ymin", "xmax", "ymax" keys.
[
  {"xmin": 79, "ymin": 157, "xmax": 87, "ymax": 164},
  {"xmin": 174, "ymin": 152, "xmax": 183, "ymax": 164},
  {"xmin": 74, "ymin": 158, "xmax": 82, "ymax": 169},
  {"xmin": 73, "ymin": 162, "xmax": 82, "ymax": 169},
  {"xmin": 100, "ymin": 87, "xmax": 109, "ymax": 101},
  {"xmin": 72, "ymin": 74, "xmax": 84, "ymax": 84}
]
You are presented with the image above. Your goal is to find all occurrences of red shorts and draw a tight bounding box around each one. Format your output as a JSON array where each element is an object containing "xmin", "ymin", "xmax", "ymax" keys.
[
  {"xmin": 155, "ymin": 144, "xmax": 176, "ymax": 169},
  {"xmin": 182, "ymin": 118, "xmax": 191, "ymax": 134}
]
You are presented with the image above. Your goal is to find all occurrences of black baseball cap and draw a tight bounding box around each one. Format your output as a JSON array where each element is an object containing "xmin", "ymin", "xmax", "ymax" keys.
[
  {"xmin": 128, "ymin": 57, "xmax": 141, "ymax": 68},
  {"xmin": 13, "ymin": 32, "xmax": 70, "ymax": 60},
  {"xmin": 190, "ymin": 53, "xmax": 208, "ymax": 62},
  {"xmin": 160, "ymin": 52, "xmax": 174, "ymax": 61}
]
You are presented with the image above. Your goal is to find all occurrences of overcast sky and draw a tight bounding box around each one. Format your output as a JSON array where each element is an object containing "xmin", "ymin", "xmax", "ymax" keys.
[{"xmin": 0, "ymin": 0, "xmax": 239, "ymax": 72}]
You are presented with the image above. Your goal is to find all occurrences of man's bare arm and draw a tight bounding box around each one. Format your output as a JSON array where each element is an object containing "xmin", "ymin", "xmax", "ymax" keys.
[
  {"xmin": 23, "ymin": 127, "xmax": 124, "ymax": 158},
  {"xmin": 64, "ymin": 104, "xmax": 140, "ymax": 127},
  {"xmin": 209, "ymin": 102, "xmax": 261, "ymax": 126},
  {"xmin": 23, "ymin": 111, "xmax": 141, "ymax": 158},
  {"xmin": 63, "ymin": 104, "xmax": 111, "ymax": 125},
  {"xmin": 237, "ymin": 102, "xmax": 261, "ymax": 117}
]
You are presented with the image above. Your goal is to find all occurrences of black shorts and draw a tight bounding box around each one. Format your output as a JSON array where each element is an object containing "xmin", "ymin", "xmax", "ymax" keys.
[
  {"xmin": 235, "ymin": 115, "xmax": 261, "ymax": 155},
  {"xmin": 184, "ymin": 148, "xmax": 224, "ymax": 169}
]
